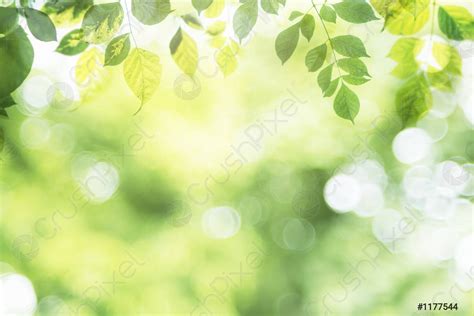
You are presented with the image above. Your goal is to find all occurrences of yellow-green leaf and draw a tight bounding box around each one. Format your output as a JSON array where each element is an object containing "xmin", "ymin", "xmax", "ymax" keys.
[
  {"xmin": 82, "ymin": 3, "xmax": 124, "ymax": 44},
  {"xmin": 204, "ymin": 0, "xmax": 225, "ymax": 18},
  {"xmin": 75, "ymin": 48, "xmax": 104, "ymax": 85},
  {"xmin": 217, "ymin": 45, "xmax": 238, "ymax": 76},
  {"xmin": 169, "ymin": 28, "xmax": 198, "ymax": 76},
  {"xmin": 123, "ymin": 48, "xmax": 162, "ymax": 106}
]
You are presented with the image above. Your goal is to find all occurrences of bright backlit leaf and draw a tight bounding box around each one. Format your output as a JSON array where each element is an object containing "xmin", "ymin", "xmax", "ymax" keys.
[
  {"xmin": 82, "ymin": 3, "xmax": 124, "ymax": 44},
  {"xmin": 123, "ymin": 48, "xmax": 162, "ymax": 106},
  {"xmin": 169, "ymin": 28, "xmax": 198, "ymax": 76}
]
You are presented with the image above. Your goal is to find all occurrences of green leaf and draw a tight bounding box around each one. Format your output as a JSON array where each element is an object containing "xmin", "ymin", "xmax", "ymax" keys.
[
  {"xmin": 300, "ymin": 14, "xmax": 315, "ymax": 42},
  {"xmin": 320, "ymin": 5, "xmax": 336, "ymax": 23},
  {"xmin": 388, "ymin": 37, "xmax": 422, "ymax": 79},
  {"xmin": 318, "ymin": 64, "xmax": 333, "ymax": 92},
  {"xmin": 0, "ymin": 95, "xmax": 15, "ymax": 117},
  {"xmin": 342, "ymin": 75, "xmax": 370, "ymax": 85},
  {"xmin": 334, "ymin": 83, "xmax": 360, "ymax": 123},
  {"xmin": 82, "ymin": 3, "xmax": 124, "ymax": 44},
  {"xmin": 217, "ymin": 45, "xmax": 238, "ymax": 76},
  {"xmin": 396, "ymin": 74, "xmax": 432, "ymax": 126},
  {"xmin": 289, "ymin": 11, "xmax": 303, "ymax": 21},
  {"xmin": 0, "ymin": 8, "xmax": 19, "ymax": 36},
  {"xmin": 262, "ymin": 0, "xmax": 283, "ymax": 15},
  {"xmin": 332, "ymin": 35, "xmax": 369, "ymax": 58},
  {"xmin": 24, "ymin": 8, "xmax": 57, "ymax": 42},
  {"xmin": 333, "ymin": 0, "xmax": 378, "ymax": 24},
  {"xmin": 182, "ymin": 14, "xmax": 204, "ymax": 30},
  {"xmin": 0, "ymin": 128, "xmax": 4, "ymax": 149},
  {"xmin": 305, "ymin": 43, "xmax": 327, "ymax": 72},
  {"xmin": 0, "ymin": 27, "xmax": 34, "ymax": 99},
  {"xmin": 123, "ymin": 48, "xmax": 162, "ymax": 107},
  {"xmin": 104, "ymin": 33, "xmax": 130, "ymax": 66},
  {"xmin": 233, "ymin": 0, "xmax": 258, "ymax": 41},
  {"xmin": 204, "ymin": 0, "xmax": 225, "ymax": 18},
  {"xmin": 207, "ymin": 21, "xmax": 226, "ymax": 35},
  {"xmin": 438, "ymin": 6, "xmax": 474, "ymax": 41},
  {"xmin": 192, "ymin": 0, "xmax": 213, "ymax": 14},
  {"xmin": 275, "ymin": 23, "xmax": 300, "ymax": 65},
  {"xmin": 170, "ymin": 28, "xmax": 198, "ymax": 76},
  {"xmin": 337, "ymin": 58, "xmax": 370, "ymax": 77},
  {"xmin": 56, "ymin": 29, "xmax": 89, "ymax": 56},
  {"xmin": 371, "ymin": 0, "xmax": 430, "ymax": 35},
  {"xmin": 324, "ymin": 78, "xmax": 340, "ymax": 97},
  {"xmin": 132, "ymin": 0, "xmax": 171, "ymax": 25}
]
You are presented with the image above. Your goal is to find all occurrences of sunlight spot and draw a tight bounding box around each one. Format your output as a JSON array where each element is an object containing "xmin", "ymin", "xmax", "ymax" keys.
[
  {"xmin": 80, "ymin": 162, "xmax": 119, "ymax": 203},
  {"xmin": 324, "ymin": 174, "xmax": 360, "ymax": 213},
  {"xmin": 202, "ymin": 206, "xmax": 241, "ymax": 239},
  {"xmin": 392, "ymin": 128, "xmax": 432, "ymax": 164},
  {"xmin": 20, "ymin": 118, "xmax": 50, "ymax": 148},
  {"xmin": 0, "ymin": 273, "xmax": 37, "ymax": 315}
]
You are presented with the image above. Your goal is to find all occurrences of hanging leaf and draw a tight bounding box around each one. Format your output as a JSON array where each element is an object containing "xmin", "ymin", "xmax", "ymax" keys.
[
  {"xmin": 75, "ymin": 48, "xmax": 104, "ymax": 85},
  {"xmin": 233, "ymin": 0, "xmax": 258, "ymax": 41},
  {"xmin": 331, "ymin": 35, "xmax": 369, "ymax": 58},
  {"xmin": 132, "ymin": 0, "xmax": 171, "ymax": 25},
  {"xmin": 56, "ymin": 29, "xmax": 89, "ymax": 56},
  {"xmin": 104, "ymin": 33, "xmax": 130, "ymax": 66},
  {"xmin": 324, "ymin": 78, "xmax": 340, "ymax": 97},
  {"xmin": 318, "ymin": 64, "xmax": 333, "ymax": 93},
  {"xmin": 396, "ymin": 74, "xmax": 432, "ymax": 126},
  {"xmin": 342, "ymin": 75, "xmax": 370, "ymax": 85},
  {"xmin": 207, "ymin": 21, "xmax": 226, "ymax": 36},
  {"xmin": 320, "ymin": 5, "xmax": 336, "ymax": 23},
  {"xmin": 192, "ymin": 0, "xmax": 213, "ymax": 14},
  {"xmin": 182, "ymin": 14, "xmax": 204, "ymax": 30},
  {"xmin": 289, "ymin": 11, "xmax": 303, "ymax": 21},
  {"xmin": 300, "ymin": 14, "xmax": 315, "ymax": 42},
  {"xmin": 438, "ymin": 6, "xmax": 474, "ymax": 41},
  {"xmin": 0, "ymin": 95, "xmax": 15, "ymax": 118},
  {"xmin": 0, "ymin": 27, "xmax": 34, "ymax": 99},
  {"xmin": 82, "ymin": 3, "xmax": 124, "ymax": 44},
  {"xmin": 261, "ymin": 0, "xmax": 281, "ymax": 15},
  {"xmin": 275, "ymin": 23, "xmax": 300, "ymax": 65},
  {"xmin": 169, "ymin": 28, "xmax": 198, "ymax": 76},
  {"xmin": 217, "ymin": 45, "xmax": 238, "ymax": 76},
  {"xmin": 305, "ymin": 44, "xmax": 327, "ymax": 72},
  {"xmin": 388, "ymin": 37, "xmax": 422, "ymax": 79},
  {"xmin": 333, "ymin": 0, "xmax": 378, "ymax": 24},
  {"xmin": 337, "ymin": 58, "xmax": 370, "ymax": 77},
  {"xmin": 371, "ymin": 0, "xmax": 430, "ymax": 35},
  {"xmin": 334, "ymin": 83, "xmax": 359, "ymax": 123},
  {"xmin": 23, "ymin": 8, "xmax": 57, "ymax": 42},
  {"xmin": 0, "ymin": 8, "xmax": 19, "ymax": 36},
  {"xmin": 205, "ymin": 0, "xmax": 225, "ymax": 18},
  {"xmin": 123, "ymin": 48, "xmax": 162, "ymax": 106}
]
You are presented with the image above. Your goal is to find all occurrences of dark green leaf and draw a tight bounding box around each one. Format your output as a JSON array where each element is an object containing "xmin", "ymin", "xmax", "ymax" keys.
[
  {"xmin": 337, "ymin": 58, "xmax": 370, "ymax": 77},
  {"xmin": 56, "ymin": 29, "xmax": 89, "ymax": 56},
  {"xmin": 0, "ymin": 8, "xmax": 19, "ymax": 36},
  {"xmin": 342, "ymin": 75, "xmax": 370, "ymax": 85},
  {"xmin": 192, "ymin": 0, "xmax": 213, "ymax": 13},
  {"xmin": 324, "ymin": 78, "xmax": 340, "ymax": 97},
  {"xmin": 318, "ymin": 64, "xmax": 333, "ymax": 92},
  {"xmin": 289, "ymin": 11, "xmax": 303, "ymax": 21},
  {"xmin": 104, "ymin": 33, "xmax": 131, "ymax": 66},
  {"xmin": 300, "ymin": 14, "xmax": 315, "ymax": 42},
  {"xmin": 396, "ymin": 74, "xmax": 432, "ymax": 126},
  {"xmin": 24, "ymin": 8, "xmax": 57, "ymax": 42},
  {"xmin": 333, "ymin": 0, "xmax": 378, "ymax": 24},
  {"xmin": 320, "ymin": 5, "xmax": 336, "ymax": 23},
  {"xmin": 82, "ymin": 3, "xmax": 124, "ymax": 43},
  {"xmin": 233, "ymin": 0, "xmax": 258, "ymax": 41},
  {"xmin": 334, "ymin": 83, "xmax": 360, "ymax": 123},
  {"xmin": 0, "ymin": 95, "xmax": 15, "ymax": 118},
  {"xmin": 332, "ymin": 35, "xmax": 369, "ymax": 57},
  {"xmin": 275, "ymin": 23, "xmax": 300, "ymax": 64},
  {"xmin": 0, "ymin": 27, "xmax": 34, "ymax": 99},
  {"xmin": 182, "ymin": 14, "xmax": 204, "ymax": 30},
  {"xmin": 132, "ymin": 0, "xmax": 171, "ymax": 25},
  {"xmin": 305, "ymin": 43, "xmax": 327, "ymax": 72}
]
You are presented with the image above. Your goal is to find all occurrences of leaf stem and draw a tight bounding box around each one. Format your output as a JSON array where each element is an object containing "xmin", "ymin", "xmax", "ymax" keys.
[
  {"xmin": 430, "ymin": 0, "xmax": 437, "ymax": 41},
  {"xmin": 310, "ymin": 0, "xmax": 342, "ymax": 77},
  {"xmin": 123, "ymin": 0, "xmax": 138, "ymax": 47}
]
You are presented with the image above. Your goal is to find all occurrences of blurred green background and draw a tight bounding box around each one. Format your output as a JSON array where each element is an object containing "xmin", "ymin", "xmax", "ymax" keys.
[{"xmin": 1, "ymin": 2, "xmax": 474, "ymax": 315}]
